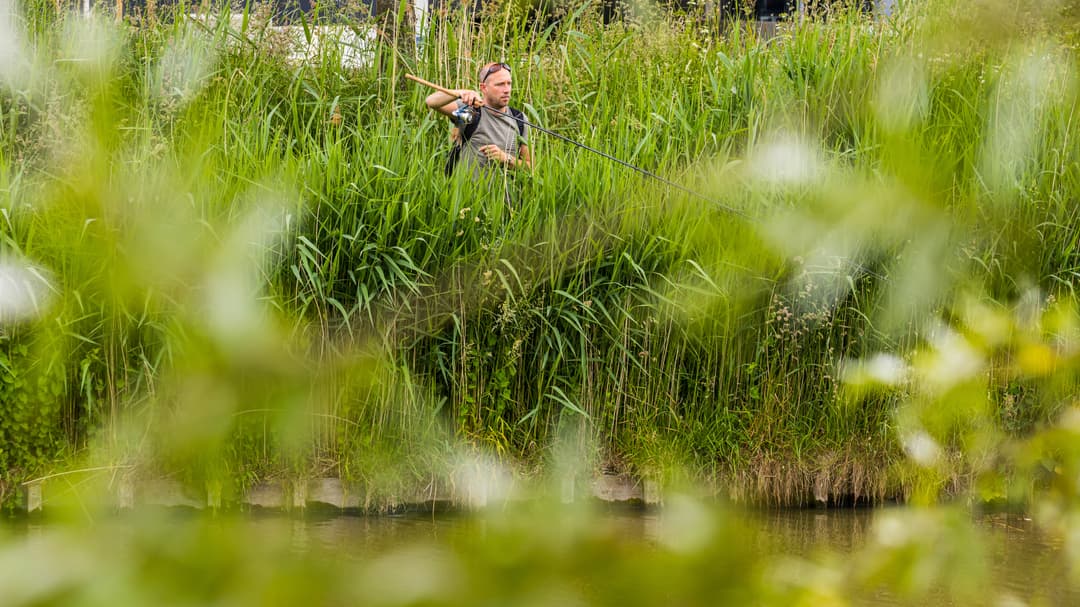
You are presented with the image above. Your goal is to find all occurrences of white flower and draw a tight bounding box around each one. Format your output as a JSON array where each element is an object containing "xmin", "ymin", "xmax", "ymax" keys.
[
  {"xmin": 0, "ymin": 260, "xmax": 54, "ymax": 324},
  {"xmin": 749, "ymin": 138, "xmax": 821, "ymax": 185},
  {"xmin": 902, "ymin": 430, "xmax": 942, "ymax": 467}
]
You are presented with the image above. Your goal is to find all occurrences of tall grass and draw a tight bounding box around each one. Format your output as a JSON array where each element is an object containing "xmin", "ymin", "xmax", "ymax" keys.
[{"xmin": 1, "ymin": 0, "xmax": 1079, "ymax": 508}]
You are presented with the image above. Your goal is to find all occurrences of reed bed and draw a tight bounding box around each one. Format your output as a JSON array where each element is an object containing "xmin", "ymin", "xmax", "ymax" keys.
[{"xmin": 1, "ymin": 0, "xmax": 1079, "ymax": 508}]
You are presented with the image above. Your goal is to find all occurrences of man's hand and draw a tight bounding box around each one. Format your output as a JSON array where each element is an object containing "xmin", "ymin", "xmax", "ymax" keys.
[
  {"xmin": 457, "ymin": 90, "xmax": 484, "ymax": 108},
  {"xmin": 426, "ymin": 89, "xmax": 482, "ymax": 116},
  {"xmin": 478, "ymin": 144, "xmax": 512, "ymax": 166}
]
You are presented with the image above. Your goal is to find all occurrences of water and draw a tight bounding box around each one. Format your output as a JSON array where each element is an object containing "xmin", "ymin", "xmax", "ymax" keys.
[
  {"xmin": 4, "ymin": 505, "xmax": 1077, "ymax": 605},
  {"xmin": 276, "ymin": 507, "xmax": 1078, "ymax": 605},
  {"xmin": 746, "ymin": 508, "xmax": 1077, "ymax": 605}
]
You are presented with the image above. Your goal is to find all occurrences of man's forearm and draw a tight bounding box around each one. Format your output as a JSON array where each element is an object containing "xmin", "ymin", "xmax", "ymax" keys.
[
  {"xmin": 425, "ymin": 90, "xmax": 459, "ymax": 110},
  {"xmin": 515, "ymin": 146, "xmax": 532, "ymax": 170}
]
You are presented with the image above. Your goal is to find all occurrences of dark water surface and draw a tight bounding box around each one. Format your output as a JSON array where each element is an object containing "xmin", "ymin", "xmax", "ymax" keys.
[{"xmin": 264, "ymin": 506, "xmax": 1077, "ymax": 605}]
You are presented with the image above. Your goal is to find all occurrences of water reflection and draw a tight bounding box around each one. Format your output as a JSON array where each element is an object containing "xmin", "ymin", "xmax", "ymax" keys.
[
  {"xmin": 747, "ymin": 508, "xmax": 1075, "ymax": 606},
  {"xmin": 242, "ymin": 506, "xmax": 1076, "ymax": 606},
  {"xmin": 3, "ymin": 505, "xmax": 1076, "ymax": 606}
]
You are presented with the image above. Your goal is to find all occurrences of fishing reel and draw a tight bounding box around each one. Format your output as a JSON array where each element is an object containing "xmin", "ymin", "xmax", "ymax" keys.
[{"xmin": 451, "ymin": 104, "xmax": 480, "ymax": 126}]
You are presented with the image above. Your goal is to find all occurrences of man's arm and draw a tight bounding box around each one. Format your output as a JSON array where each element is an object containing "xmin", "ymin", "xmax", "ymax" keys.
[
  {"xmin": 515, "ymin": 144, "xmax": 532, "ymax": 170},
  {"xmin": 425, "ymin": 89, "xmax": 483, "ymax": 117}
]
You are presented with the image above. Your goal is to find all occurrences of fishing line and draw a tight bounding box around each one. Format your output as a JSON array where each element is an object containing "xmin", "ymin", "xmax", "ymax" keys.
[
  {"xmin": 479, "ymin": 107, "xmax": 891, "ymax": 281},
  {"xmin": 480, "ymin": 105, "xmax": 749, "ymax": 220}
]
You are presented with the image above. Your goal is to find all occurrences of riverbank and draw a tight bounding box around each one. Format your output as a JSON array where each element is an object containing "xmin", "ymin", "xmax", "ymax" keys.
[{"xmin": 10, "ymin": 471, "xmax": 663, "ymax": 516}]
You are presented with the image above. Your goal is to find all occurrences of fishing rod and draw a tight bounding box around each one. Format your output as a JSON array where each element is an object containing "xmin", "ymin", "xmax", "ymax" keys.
[{"xmin": 405, "ymin": 73, "xmax": 748, "ymax": 219}]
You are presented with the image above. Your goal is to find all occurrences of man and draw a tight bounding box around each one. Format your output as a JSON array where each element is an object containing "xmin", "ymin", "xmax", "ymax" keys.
[{"xmin": 425, "ymin": 62, "xmax": 532, "ymax": 177}]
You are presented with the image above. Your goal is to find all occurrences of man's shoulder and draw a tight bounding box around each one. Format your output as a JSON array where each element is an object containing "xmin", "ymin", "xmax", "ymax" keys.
[{"xmin": 506, "ymin": 107, "xmax": 527, "ymax": 136}]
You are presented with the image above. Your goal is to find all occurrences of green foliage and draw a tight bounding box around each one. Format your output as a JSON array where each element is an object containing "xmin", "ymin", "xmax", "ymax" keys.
[
  {"xmin": 3, "ymin": 1, "xmax": 1080, "ymax": 603},
  {"xmin": 0, "ymin": 0, "xmax": 1079, "ymax": 508},
  {"xmin": 0, "ymin": 333, "xmax": 67, "ymax": 501}
]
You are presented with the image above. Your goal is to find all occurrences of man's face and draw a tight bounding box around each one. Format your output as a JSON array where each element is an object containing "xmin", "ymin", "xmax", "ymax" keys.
[{"xmin": 480, "ymin": 68, "xmax": 512, "ymax": 110}]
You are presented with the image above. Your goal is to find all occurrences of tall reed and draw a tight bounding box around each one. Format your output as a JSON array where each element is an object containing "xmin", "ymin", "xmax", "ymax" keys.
[{"xmin": 1, "ymin": 0, "xmax": 1078, "ymax": 507}]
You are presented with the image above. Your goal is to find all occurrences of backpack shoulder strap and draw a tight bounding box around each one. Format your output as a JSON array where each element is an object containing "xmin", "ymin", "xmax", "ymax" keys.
[{"xmin": 510, "ymin": 108, "xmax": 525, "ymax": 138}]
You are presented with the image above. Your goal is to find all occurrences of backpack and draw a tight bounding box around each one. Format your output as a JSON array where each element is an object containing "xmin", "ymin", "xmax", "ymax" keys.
[{"xmin": 444, "ymin": 107, "xmax": 526, "ymax": 177}]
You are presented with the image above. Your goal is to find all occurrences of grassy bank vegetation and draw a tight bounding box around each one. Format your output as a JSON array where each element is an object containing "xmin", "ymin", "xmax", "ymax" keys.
[{"xmin": 1, "ymin": 0, "xmax": 1079, "ymax": 510}]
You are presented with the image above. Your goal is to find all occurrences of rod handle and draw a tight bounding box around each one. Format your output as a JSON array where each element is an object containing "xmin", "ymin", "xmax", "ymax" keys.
[{"xmin": 405, "ymin": 73, "xmax": 459, "ymax": 99}]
